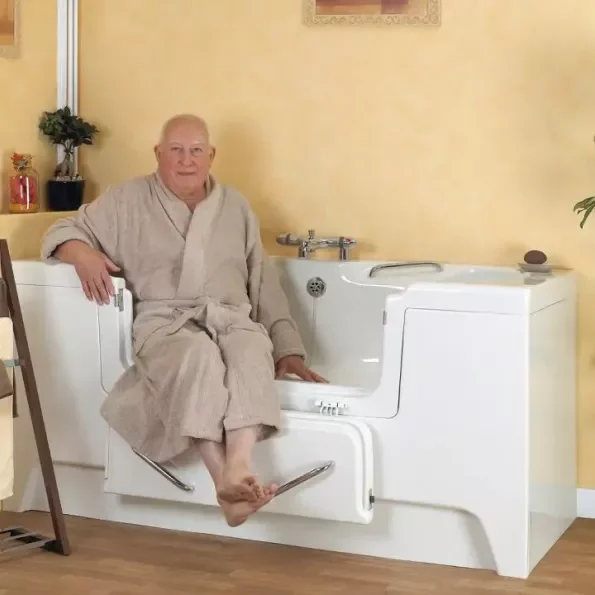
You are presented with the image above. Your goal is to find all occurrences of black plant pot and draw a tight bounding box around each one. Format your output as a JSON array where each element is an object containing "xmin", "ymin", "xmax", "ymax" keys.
[{"xmin": 47, "ymin": 179, "xmax": 85, "ymax": 212}]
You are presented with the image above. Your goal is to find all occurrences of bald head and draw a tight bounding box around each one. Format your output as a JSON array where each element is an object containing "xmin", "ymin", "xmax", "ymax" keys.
[
  {"xmin": 158, "ymin": 114, "xmax": 212, "ymax": 145},
  {"xmin": 154, "ymin": 114, "xmax": 216, "ymax": 204}
]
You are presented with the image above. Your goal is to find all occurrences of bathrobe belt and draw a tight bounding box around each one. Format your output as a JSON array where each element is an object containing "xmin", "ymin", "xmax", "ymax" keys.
[
  {"xmin": 166, "ymin": 300, "xmax": 253, "ymax": 337},
  {"xmin": 136, "ymin": 298, "xmax": 254, "ymax": 338}
]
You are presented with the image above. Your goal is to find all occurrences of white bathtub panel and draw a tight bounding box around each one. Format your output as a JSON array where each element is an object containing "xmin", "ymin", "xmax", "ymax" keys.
[
  {"xmin": 528, "ymin": 299, "xmax": 577, "ymax": 570},
  {"xmin": 105, "ymin": 412, "xmax": 374, "ymax": 524},
  {"xmin": 16, "ymin": 283, "xmax": 107, "ymax": 468},
  {"xmin": 13, "ymin": 261, "xmax": 82, "ymax": 288},
  {"xmin": 393, "ymin": 307, "xmax": 529, "ymax": 577}
]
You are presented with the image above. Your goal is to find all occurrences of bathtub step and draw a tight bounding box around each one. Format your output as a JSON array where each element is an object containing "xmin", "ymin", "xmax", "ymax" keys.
[{"xmin": 105, "ymin": 412, "xmax": 375, "ymax": 524}]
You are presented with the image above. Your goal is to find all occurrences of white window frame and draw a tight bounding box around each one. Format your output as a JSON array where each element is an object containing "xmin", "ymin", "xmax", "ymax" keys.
[{"xmin": 56, "ymin": 0, "xmax": 79, "ymax": 170}]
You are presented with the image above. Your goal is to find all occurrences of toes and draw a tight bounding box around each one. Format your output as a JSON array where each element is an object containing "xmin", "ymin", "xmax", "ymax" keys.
[
  {"xmin": 253, "ymin": 484, "xmax": 265, "ymax": 500},
  {"xmin": 217, "ymin": 479, "xmax": 279, "ymax": 526},
  {"xmin": 262, "ymin": 483, "xmax": 278, "ymax": 499},
  {"xmin": 253, "ymin": 490, "xmax": 275, "ymax": 510},
  {"xmin": 217, "ymin": 482, "xmax": 258, "ymax": 504},
  {"xmin": 217, "ymin": 468, "xmax": 260, "ymax": 503}
]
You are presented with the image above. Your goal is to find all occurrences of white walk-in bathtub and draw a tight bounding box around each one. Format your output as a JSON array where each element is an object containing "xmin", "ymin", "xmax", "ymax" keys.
[{"xmin": 3, "ymin": 257, "xmax": 577, "ymax": 579}]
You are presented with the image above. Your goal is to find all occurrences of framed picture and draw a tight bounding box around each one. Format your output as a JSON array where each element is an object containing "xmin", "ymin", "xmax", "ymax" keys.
[
  {"xmin": 304, "ymin": 0, "xmax": 441, "ymax": 27},
  {"xmin": 0, "ymin": 0, "xmax": 18, "ymax": 58}
]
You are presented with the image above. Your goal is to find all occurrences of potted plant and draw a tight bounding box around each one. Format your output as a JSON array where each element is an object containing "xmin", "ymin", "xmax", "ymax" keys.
[
  {"xmin": 38, "ymin": 106, "xmax": 99, "ymax": 211},
  {"xmin": 574, "ymin": 195, "xmax": 595, "ymax": 228}
]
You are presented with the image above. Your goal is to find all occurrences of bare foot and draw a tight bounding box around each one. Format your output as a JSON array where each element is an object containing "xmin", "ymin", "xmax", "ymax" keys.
[
  {"xmin": 217, "ymin": 483, "xmax": 279, "ymax": 527},
  {"xmin": 216, "ymin": 461, "xmax": 258, "ymax": 503}
]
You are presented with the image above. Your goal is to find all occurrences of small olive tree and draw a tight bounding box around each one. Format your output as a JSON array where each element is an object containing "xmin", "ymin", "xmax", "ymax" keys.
[{"xmin": 38, "ymin": 106, "xmax": 99, "ymax": 179}]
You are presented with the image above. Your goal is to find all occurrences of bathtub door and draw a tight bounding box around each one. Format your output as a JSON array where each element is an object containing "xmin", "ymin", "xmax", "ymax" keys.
[
  {"xmin": 14, "ymin": 263, "xmax": 110, "ymax": 468},
  {"xmin": 94, "ymin": 272, "xmax": 375, "ymax": 524},
  {"xmin": 104, "ymin": 412, "xmax": 375, "ymax": 525}
]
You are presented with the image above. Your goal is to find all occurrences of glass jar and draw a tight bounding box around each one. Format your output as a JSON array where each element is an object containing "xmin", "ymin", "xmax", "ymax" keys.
[{"xmin": 8, "ymin": 153, "xmax": 39, "ymax": 214}]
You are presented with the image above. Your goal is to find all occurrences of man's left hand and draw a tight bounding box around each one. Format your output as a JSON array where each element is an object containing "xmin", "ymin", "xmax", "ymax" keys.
[{"xmin": 275, "ymin": 355, "xmax": 328, "ymax": 383}]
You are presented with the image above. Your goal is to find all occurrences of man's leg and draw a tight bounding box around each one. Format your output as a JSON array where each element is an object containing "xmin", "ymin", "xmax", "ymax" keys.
[
  {"xmin": 133, "ymin": 325, "xmax": 230, "ymax": 461},
  {"xmin": 215, "ymin": 425, "xmax": 280, "ymax": 504},
  {"xmin": 217, "ymin": 325, "xmax": 281, "ymax": 507},
  {"xmin": 134, "ymin": 323, "xmax": 269, "ymax": 521},
  {"xmin": 221, "ymin": 426, "xmax": 264, "ymax": 500},
  {"xmin": 196, "ymin": 438, "xmax": 276, "ymax": 526},
  {"xmin": 135, "ymin": 324, "xmax": 261, "ymax": 505}
]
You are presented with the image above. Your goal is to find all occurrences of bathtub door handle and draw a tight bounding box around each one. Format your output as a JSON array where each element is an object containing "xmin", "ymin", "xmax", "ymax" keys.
[{"xmin": 368, "ymin": 261, "xmax": 443, "ymax": 278}]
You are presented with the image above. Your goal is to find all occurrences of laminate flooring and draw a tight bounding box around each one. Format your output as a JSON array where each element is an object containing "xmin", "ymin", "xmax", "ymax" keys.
[{"xmin": 1, "ymin": 511, "xmax": 594, "ymax": 594}]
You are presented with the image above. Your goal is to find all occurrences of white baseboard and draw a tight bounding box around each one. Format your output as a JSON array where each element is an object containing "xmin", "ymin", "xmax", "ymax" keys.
[
  {"xmin": 7, "ymin": 487, "xmax": 595, "ymax": 519},
  {"xmin": 577, "ymin": 489, "xmax": 595, "ymax": 518}
]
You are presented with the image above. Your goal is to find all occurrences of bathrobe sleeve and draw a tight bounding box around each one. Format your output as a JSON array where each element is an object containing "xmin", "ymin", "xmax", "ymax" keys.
[
  {"xmin": 245, "ymin": 209, "xmax": 306, "ymax": 363},
  {"xmin": 40, "ymin": 186, "xmax": 120, "ymax": 263}
]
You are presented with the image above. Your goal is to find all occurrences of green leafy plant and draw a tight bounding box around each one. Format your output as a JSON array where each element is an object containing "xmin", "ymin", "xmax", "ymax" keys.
[
  {"xmin": 38, "ymin": 106, "xmax": 99, "ymax": 180},
  {"xmin": 574, "ymin": 196, "xmax": 595, "ymax": 228}
]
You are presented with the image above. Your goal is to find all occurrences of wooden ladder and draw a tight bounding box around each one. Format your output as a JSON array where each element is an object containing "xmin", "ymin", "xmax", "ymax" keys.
[{"xmin": 0, "ymin": 240, "xmax": 70, "ymax": 556}]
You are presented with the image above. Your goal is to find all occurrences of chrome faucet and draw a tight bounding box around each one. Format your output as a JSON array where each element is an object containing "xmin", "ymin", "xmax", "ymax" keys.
[{"xmin": 276, "ymin": 229, "xmax": 357, "ymax": 261}]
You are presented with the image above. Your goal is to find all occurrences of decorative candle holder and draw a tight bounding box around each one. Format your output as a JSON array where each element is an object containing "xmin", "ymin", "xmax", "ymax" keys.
[{"xmin": 8, "ymin": 153, "xmax": 39, "ymax": 214}]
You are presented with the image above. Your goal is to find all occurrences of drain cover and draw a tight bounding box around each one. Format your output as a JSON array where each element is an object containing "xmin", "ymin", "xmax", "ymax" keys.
[{"xmin": 307, "ymin": 277, "xmax": 326, "ymax": 298}]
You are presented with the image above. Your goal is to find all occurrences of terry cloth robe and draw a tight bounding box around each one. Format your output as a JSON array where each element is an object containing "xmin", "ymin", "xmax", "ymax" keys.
[{"xmin": 40, "ymin": 172, "xmax": 306, "ymax": 463}]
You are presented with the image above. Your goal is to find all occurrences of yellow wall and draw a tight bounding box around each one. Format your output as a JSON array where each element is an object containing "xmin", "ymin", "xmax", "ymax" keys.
[
  {"xmin": 78, "ymin": 0, "xmax": 595, "ymax": 487},
  {"xmin": 0, "ymin": 0, "xmax": 56, "ymax": 215}
]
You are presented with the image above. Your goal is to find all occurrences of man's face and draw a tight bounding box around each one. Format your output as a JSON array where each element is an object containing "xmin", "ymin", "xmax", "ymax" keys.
[{"xmin": 155, "ymin": 120, "xmax": 215, "ymax": 198}]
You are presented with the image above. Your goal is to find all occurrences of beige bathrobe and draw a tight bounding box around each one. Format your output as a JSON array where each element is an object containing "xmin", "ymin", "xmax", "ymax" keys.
[{"xmin": 41, "ymin": 172, "xmax": 305, "ymax": 463}]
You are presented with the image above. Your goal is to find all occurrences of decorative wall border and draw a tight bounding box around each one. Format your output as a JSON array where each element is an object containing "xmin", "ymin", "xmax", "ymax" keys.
[
  {"xmin": 303, "ymin": 0, "xmax": 441, "ymax": 27},
  {"xmin": 0, "ymin": 0, "xmax": 20, "ymax": 59}
]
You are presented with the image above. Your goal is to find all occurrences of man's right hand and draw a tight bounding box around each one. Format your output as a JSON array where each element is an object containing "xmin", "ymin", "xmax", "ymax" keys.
[{"xmin": 55, "ymin": 240, "xmax": 121, "ymax": 305}]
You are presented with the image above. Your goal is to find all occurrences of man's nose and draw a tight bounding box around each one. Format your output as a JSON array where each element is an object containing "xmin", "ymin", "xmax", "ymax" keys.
[{"xmin": 179, "ymin": 149, "xmax": 193, "ymax": 166}]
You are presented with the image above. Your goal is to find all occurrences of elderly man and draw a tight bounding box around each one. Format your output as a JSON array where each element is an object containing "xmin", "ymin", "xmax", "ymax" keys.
[{"xmin": 41, "ymin": 114, "xmax": 326, "ymax": 526}]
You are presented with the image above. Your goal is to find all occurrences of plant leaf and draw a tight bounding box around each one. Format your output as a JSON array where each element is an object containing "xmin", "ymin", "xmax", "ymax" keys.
[{"xmin": 579, "ymin": 202, "xmax": 595, "ymax": 228}]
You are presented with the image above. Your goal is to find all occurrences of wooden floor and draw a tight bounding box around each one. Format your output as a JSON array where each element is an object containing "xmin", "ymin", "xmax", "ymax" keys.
[{"xmin": 1, "ymin": 512, "xmax": 595, "ymax": 594}]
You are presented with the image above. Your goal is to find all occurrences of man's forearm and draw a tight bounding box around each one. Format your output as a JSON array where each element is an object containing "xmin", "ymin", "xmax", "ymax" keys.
[{"xmin": 54, "ymin": 240, "xmax": 96, "ymax": 265}]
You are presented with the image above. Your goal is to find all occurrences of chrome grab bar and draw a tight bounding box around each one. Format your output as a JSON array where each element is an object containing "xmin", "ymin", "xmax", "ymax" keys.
[
  {"xmin": 132, "ymin": 449, "xmax": 195, "ymax": 492},
  {"xmin": 133, "ymin": 446, "xmax": 332, "ymax": 498},
  {"xmin": 275, "ymin": 461, "xmax": 335, "ymax": 497},
  {"xmin": 369, "ymin": 261, "xmax": 444, "ymax": 278}
]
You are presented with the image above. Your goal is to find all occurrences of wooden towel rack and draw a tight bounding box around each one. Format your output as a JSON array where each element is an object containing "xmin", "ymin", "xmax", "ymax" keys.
[{"xmin": 0, "ymin": 239, "xmax": 70, "ymax": 556}]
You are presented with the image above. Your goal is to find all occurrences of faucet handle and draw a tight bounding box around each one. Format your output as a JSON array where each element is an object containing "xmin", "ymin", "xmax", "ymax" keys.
[{"xmin": 308, "ymin": 229, "xmax": 315, "ymax": 240}]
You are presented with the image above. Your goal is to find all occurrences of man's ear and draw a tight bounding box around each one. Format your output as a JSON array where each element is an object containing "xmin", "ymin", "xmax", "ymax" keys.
[
  {"xmin": 210, "ymin": 146, "xmax": 217, "ymax": 163},
  {"xmin": 153, "ymin": 144, "xmax": 160, "ymax": 159}
]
